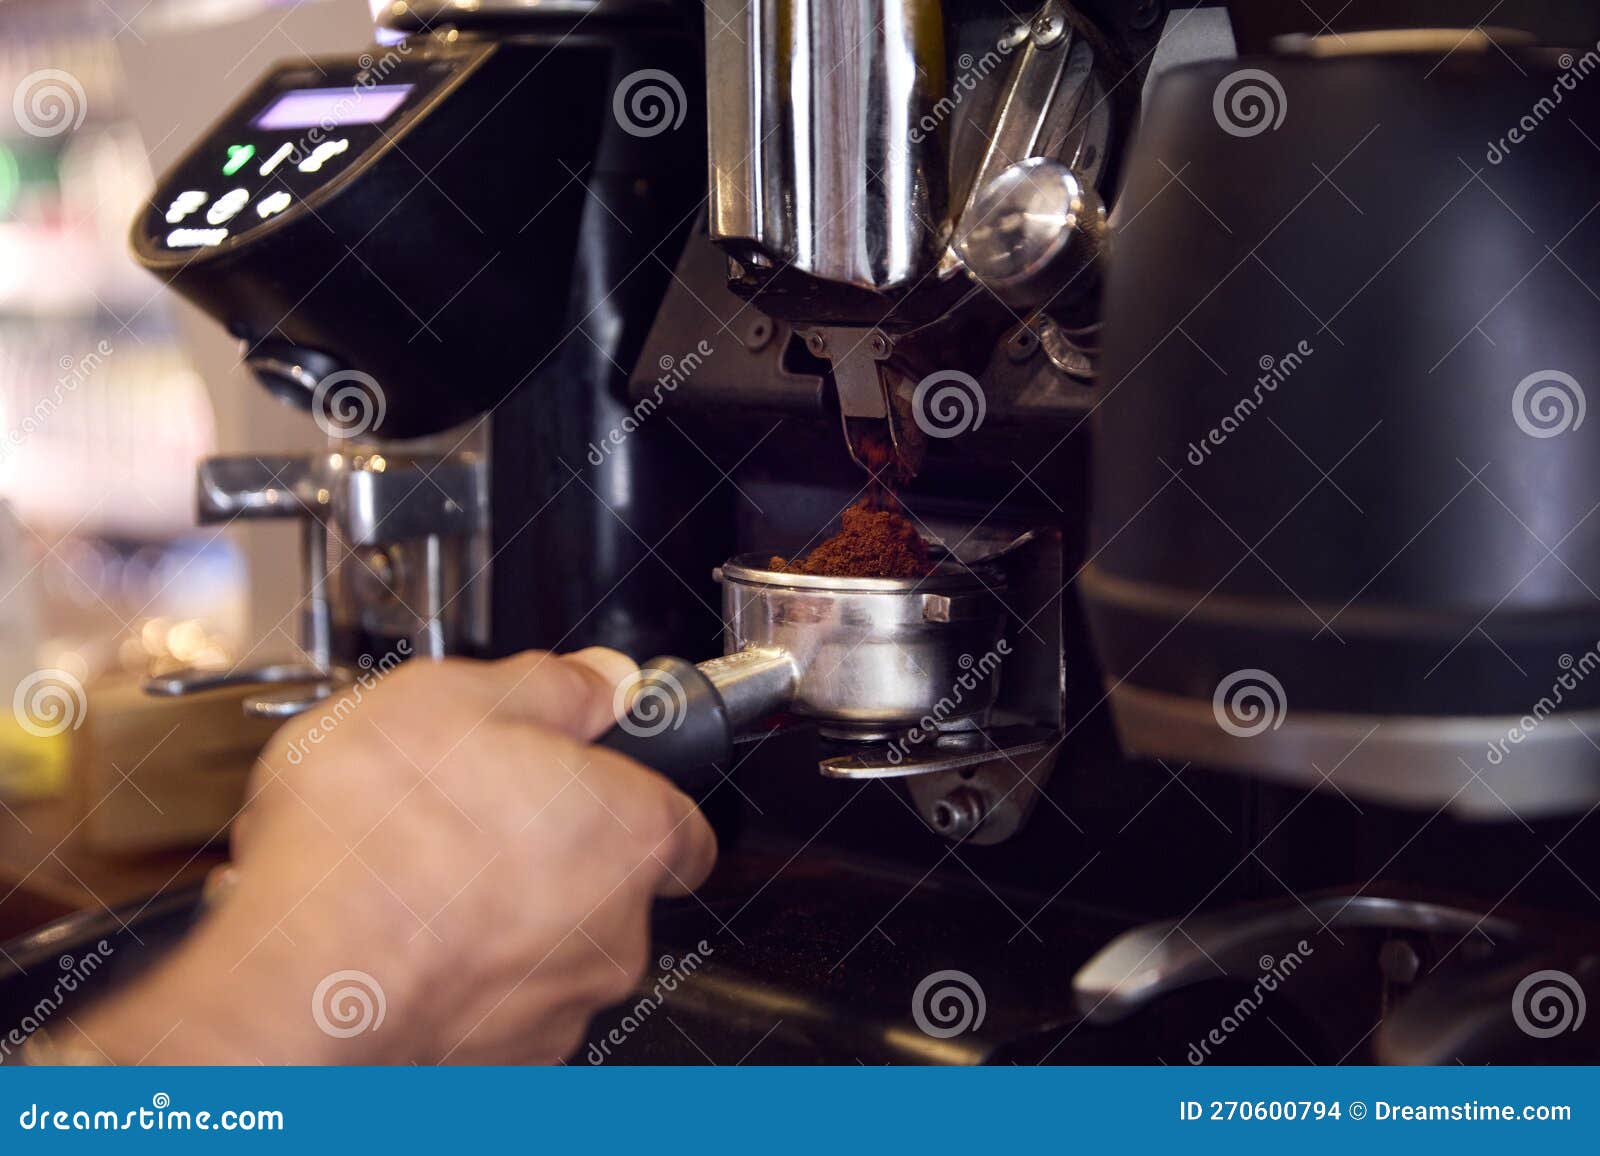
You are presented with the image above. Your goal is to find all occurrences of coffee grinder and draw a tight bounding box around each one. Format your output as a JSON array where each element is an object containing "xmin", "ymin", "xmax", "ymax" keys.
[{"xmin": 6, "ymin": 2, "xmax": 1600, "ymax": 1067}]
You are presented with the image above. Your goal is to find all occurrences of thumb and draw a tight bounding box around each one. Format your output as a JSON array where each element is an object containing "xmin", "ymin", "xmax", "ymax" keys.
[{"xmin": 485, "ymin": 647, "xmax": 638, "ymax": 740}]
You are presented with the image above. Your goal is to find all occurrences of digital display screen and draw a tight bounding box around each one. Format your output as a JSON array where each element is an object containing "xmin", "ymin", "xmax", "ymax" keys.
[{"xmin": 251, "ymin": 84, "xmax": 413, "ymax": 131}]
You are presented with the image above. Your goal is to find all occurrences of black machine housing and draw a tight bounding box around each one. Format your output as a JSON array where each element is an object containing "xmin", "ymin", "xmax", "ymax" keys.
[{"xmin": 130, "ymin": 36, "xmax": 610, "ymax": 438}]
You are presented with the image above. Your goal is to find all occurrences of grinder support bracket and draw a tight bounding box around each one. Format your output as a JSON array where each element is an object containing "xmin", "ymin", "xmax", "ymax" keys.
[
  {"xmin": 799, "ymin": 325, "xmax": 915, "ymax": 481},
  {"xmin": 831, "ymin": 724, "xmax": 1063, "ymax": 846},
  {"xmin": 905, "ymin": 740, "xmax": 1061, "ymax": 845}
]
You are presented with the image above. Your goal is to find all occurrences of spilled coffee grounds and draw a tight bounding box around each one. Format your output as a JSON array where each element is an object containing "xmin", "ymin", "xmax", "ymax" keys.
[{"xmin": 770, "ymin": 503, "xmax": 934, "ymax": 579}]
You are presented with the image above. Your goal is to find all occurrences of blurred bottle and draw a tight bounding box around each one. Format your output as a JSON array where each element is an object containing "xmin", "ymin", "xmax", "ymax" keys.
[{"xmin": 0, "ymin": 498, "xmax": 69, "ymax": 802}]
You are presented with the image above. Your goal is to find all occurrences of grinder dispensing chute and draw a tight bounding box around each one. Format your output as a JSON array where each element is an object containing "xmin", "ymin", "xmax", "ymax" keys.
[{"xmin": 701, "ymin": 0, "xmax": 1121, "ymax": 480}]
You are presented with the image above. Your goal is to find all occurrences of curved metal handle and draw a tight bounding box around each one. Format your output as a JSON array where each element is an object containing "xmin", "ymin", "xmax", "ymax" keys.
[
  {"xmin": 144, "ymin": 662, "xmax": 347, "ymax": 721},
  {"xmin": 242, "ymin": 678, "xmax": 345, "ymax": 719},
  {"xmin": 143, "ymin": 661, "xmax": 330, "ymax": 697},
  {"xmin": 1073, "ymin": 894, "xmax": 1521, "ymax": 1024},
  {"xmin": 195, "ymin": 455, "xmax": 325, "ymax": 523},
  {"xmin": 1377, "ymin": 951, "xmax": 1600, "ymax": 1064},
  {"xmin": 150, "ymin": 454, "xmax": 333, "ymax": 709}
]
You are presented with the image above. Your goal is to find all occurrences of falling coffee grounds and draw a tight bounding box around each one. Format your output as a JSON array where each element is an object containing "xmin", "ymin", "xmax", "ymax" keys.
[{"xmin": 770, "ymin": 503, "xmax": 934, "ymax": 579}]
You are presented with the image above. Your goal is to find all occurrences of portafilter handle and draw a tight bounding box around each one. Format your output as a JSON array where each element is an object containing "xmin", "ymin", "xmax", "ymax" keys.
[{"xmin": 597, "ymin": 649, "xmax": 799, "ymax": 800}]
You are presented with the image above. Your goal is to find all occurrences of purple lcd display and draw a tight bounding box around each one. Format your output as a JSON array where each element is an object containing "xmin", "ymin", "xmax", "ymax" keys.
[{"xmin": 251, "ymin": 84, "xmax": 413, "ymax": 131}]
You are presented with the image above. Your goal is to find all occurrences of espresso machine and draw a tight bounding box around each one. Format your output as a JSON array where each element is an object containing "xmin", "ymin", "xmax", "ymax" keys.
[{"xmin": 6, "ymin": 0, "xmax": 1600, "ymax": 1065}]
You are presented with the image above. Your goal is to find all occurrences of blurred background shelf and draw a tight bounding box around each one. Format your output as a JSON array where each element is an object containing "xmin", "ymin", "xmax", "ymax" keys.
[{"xmin": 0, "ymin": 0, "xmax": 371, "ymax": 947}]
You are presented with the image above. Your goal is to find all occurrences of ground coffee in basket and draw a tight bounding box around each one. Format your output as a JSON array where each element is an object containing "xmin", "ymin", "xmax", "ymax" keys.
[
  {"xmin": 770, "ymin": 503, "xmax": 933, "ymax": 579},
  {"xmin": 768, "ymin": 422, "xmax": 936, "ymax": 580}
]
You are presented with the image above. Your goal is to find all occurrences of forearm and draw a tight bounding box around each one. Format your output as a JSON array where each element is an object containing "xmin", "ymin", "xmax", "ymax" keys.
[{"xmin": 63, "ymin": 876, "xmax": 420, "ymax": 1065}]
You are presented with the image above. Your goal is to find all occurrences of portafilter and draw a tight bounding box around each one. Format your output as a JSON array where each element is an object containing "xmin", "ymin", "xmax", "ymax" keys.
[{"xmin": 597, "ymin": 553, "xmax": 1008, "ymax": 796}]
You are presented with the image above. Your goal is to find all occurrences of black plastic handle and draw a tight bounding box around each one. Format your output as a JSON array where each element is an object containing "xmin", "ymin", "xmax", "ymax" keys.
[{"xmin": 597, "ymin": 656, "xmax": 732, "ymax": 801}]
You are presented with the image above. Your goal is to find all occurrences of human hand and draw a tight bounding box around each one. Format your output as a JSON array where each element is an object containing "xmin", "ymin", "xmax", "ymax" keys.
[{"xmin": 74, "ymin": 648, "xmax": 717, "ymax": 1064}]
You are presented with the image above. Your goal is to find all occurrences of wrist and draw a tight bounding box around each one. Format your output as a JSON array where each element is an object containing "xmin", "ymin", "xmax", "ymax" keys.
[{"xmin": 67, "ymin": 914, "xmax": 333, "ymax": 1064}]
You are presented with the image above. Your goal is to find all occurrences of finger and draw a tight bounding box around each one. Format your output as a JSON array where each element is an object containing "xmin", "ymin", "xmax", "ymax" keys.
[
  {"xmin": 229, "ymin": 806, "xmax": 258, "ymax": 857},
  {"xmin": 646, "ymin": 783, "xmax": 718, "ymax": 898},
  {"xmin": 563, "ymin": 647, "xmax": 639, "ymax": 704},
  {"xmin": 556, "ymin": 742, "xmax": 719, "ymax": 898},
  {"xmin": 485, "ymin": 648, "xmax": 639, "ymax": 740}
]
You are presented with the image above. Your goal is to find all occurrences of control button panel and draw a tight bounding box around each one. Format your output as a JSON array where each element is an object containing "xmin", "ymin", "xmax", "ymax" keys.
[
  {"xmin": 205, "ymin": 188, "xmax": 250, "ymax": 225},
  {"xmin": 296, "ymin": 138, "xmax": 350, "ymax": 173},
  {"xmin": 165, "ymin": 190, "xmax": 208, "ymax": 224},
  {"xmin": 256, "ymin": 190, "xmax": 292, "ymax": 220},
  {"xmin": 222, "ymin": 143, "xmax": 256, "ymax": 176},
  {"xmin": 168, "ymin": 227, "xmax": 230, "ymax": 249},
  {"xmin": 259, "ymin": 142, "xmax": 294, "ymax": 176},
  {"xmin": 142, "ymin": 61, "xmax": 463, "ymax": 253}
]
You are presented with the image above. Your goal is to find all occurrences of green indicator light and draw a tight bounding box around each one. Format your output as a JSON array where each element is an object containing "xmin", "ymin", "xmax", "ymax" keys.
[
  {"xmin": 0, "ymin": 143, "xmax": 19, "ymax": 218},
  {"xmin": 223, "ymin": 143, "xmax": 255, "ymax": 176}
]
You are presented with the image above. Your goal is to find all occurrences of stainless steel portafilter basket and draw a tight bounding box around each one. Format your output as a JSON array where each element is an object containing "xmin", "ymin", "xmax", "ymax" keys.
[{"xmin": 598, "ymin": 554, "xmax": 1008, "ymax": 795}]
